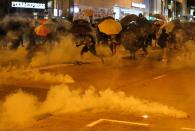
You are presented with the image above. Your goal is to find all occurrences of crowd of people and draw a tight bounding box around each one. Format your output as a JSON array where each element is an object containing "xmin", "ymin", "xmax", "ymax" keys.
[{"xmin": 0, "ymin": 13, "xmax": 194, "ymax": 63}]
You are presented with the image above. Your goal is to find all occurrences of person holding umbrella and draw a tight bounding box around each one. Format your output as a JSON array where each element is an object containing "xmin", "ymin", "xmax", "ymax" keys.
[
  {"xmin": 98, "ymin": 18, "xmax": 122, "ymax": 55},
  {"xmin": 107, "ymin": 35, "xmax": 120, "ymax": 56}
]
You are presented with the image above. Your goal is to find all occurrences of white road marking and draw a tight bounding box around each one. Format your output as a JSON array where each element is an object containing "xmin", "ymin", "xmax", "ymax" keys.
[
  {"xmin": 153, "ymin": 74, "xmax": 166, "ymax": 80},
  {"xmin": 181, "ymin": 128, "xmax": 195, "ymax": 131},
  {"xmin": 86, "ymin": 119, "xmax": 150, "ymax": 127},
  {"xmin": 86, "ymin": 119, "xmax": 105, "ymax": 127}
]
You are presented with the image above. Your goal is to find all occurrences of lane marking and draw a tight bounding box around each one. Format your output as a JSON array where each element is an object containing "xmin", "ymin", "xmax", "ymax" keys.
[
  {"xmin": 181, "ymin": 128, "xmax": 195, "ymax": 131},
  {"xmin": 153, "ymin": 74, "xmax": 166, "ymax": 80},
  {"xmin": 86, "ymin": 119, "xmax": 105, "ymax": 127},
  {"xmin": 86, "ymin": 119, "xmax": 150, "ymax": 127}
]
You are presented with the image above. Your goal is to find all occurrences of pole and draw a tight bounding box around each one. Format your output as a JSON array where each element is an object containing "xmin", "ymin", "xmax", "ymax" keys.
[
  {"xmin": 156, "ymin": 0, "xmax": 158, "ymax": 14},
  {"xmin": 174, "ymin": 0, "xmax": 176, "ymax": 18}
]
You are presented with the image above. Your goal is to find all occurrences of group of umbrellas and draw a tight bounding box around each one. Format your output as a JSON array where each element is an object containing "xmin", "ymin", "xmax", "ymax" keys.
[
  {"xmin": 34, "ymin": 13, "xmax": 168, "ymax": 39},
  {"xmin": 35, "ymin": 15, "xmax": 187, "ymax": 39},
  {"xmin": 34, "ymin": 18, "xmax": 72, "ymax": 37},
  {"xmin": 71, "ymin": 17, "xmax": 122, "ymax": 36},
  {"xmin": 70, "ymin": 13, "xmax": 166, "ymax": 37}
]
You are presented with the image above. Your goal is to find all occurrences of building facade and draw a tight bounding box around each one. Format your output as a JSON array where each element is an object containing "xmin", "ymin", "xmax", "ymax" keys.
[
  {"xmin": 67, "ymin": 0, "xmax": 151, "ymax": 20},
  {"xmin": 2, "ymin": 0, "xmax": 193, "ymax": 20},
  {"xmin": 7, "ymin": 0, "xmax": 51, "ymax": 18},
  {"xmin": 162, "ymin": 0, "xmax": 188, "ymax": 19}
]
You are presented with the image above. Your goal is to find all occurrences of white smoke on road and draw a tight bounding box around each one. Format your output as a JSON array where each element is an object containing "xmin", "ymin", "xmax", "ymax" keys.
[
  {"xmin": 29, "ymin": 35, "xmax": 81, "ymax": 67},
  {"xmin": 0, "ymin": 91, "xmax": 39, "ymax": 129},
  {"xmin": 40, "ymin": 84, "xmax": 187, "ymax": 118},
  {"xmin": 0, "ymin": 67, "xmax": 74, "ymax": 86},
  {"xmin": 0, "ymin": 47, "xmax": 28, "ymax": 66},
  {"xmin": 0, "ymin": 35, "xmax": 103, "ymax": 68},
  {"xmin": 0, "ymin": 83, "xmax": 187, "ymax": 130},
  {"xmin": 169, "ymin": 40, "xmax": 195, "ymax": 69}
]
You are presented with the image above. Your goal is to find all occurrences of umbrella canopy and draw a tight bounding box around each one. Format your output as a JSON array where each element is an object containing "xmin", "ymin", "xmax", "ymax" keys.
[
  {"xmin": 2, "ymin": 16, "xmax": 29, "ymax": 31},
  {"xmin": 136, "ymin": 16, "xmax": 150, "ymax": 26},
  {"xmin": 61, "ymin": 20, "xmax": 72, "ymax": 30},
  {"xmin": 152, "ymin": 20, "xmax": 164, "ymax": 26},
  {"xmin": 98, "ymin": 19, "xmax": 122, "ymax": 35},
  {"xmin": 97, "ymin": 16, "xmax": 115, "ymax": 24},
  {"xmin": 151, "ymin": 14, "xmax": 166, "ymax": 21},
  {"xmin": 43, "ymin": 19, "xmax": 57, "ymax": 32},
  {"xmin": 35, "ymin": 25, "xmax": 51, "ymax": 37},
  {"xmin": 56, "ymin": 20, "xmax": 72, "ymax": 32},
  {"xmin": 160, "ymin": 22, "xmax": 175, "ymax": 33},
  {"xmin": 73, "ymin": 19, "xmax": 90, "ymax": 26},
  {"xmin": 70, "ymin": 19, "xmax": 92, "ymax": 35},
  {"xmin": 120, "ymin": 14, "xmax": 139, "ymax": 27},
  {"xmin": 160, "ymin": 20, "xmax": 182, "ymax": 33}
]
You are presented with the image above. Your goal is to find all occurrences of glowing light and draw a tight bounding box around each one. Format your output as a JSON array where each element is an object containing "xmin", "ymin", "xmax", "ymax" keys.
[
  {"xmin": 74, "ymin": 6, "xmax": 80, "ymax": 14},
  {"xmin": 142, "ymin": 115, "xmax": 149, "ymax": 119},
  {"xmin": 11, "ymin": 1, "xmax": 45, "ymax": 9}
]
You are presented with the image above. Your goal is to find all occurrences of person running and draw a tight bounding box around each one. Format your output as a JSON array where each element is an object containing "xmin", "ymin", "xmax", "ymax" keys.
[
  {"xmin": 76, "ymin": 34, "xmax": 96, "ymax": 56},
  {"xmin": 76, "ymin": 34, "xmax": 104, "ymax": 63},
  {"xmin": 158, "ymin": 28, "xmax": 169, "ymax": 62}
]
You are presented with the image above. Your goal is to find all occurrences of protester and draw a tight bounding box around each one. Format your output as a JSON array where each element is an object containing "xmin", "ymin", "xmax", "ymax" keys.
[{"xmin": 158, "ymin": 28, "xmax": 169, "ymax": 62}]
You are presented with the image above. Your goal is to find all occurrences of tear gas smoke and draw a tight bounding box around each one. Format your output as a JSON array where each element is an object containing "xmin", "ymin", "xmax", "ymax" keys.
[
  {"xmin": 169, "ymin": 40, "xmax": 195, "ymax": 68},
  {"xmin": 0, "ymin": 67, "xmax": 74, "ymax": 86},
  {"xmin": 30, "ymin": 35, "xmax": 81, "ymax": 67},
  {"xmin": 0, "ymin": 90, "xmax": 39, "ymax": 129},
  {"xmin": 0, "ymin": 47, "xmax": 28, "ymax": 66},
  {"xmin": 0, "ymin": 84, "xmax": 187, "ymax": 130}
]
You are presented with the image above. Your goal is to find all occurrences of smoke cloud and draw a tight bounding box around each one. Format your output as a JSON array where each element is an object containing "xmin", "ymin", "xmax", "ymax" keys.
[
  {"xmin": 0, "ymin": 67, "xmax": 74, "ymax": 86},
  {"xmin": 0, "ymin": 83, "xmax": 187, "ymax": 130},
  {"xmin": 169, "ymin": 40, "xmax": 195, "ymax": 69},
  {"xmin": 29, "ymin": 35, "xmax": 81, "ymax": 67}
]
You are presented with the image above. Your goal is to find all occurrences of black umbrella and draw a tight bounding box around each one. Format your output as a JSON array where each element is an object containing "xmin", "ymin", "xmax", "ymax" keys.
[
  {"xmin": 2, "ymin": 16, "xmax": 29, "ymax": 31},
  {"xmin": 120, "ymin": 14, "xmax": 139, "ymax": 27},
  {"xmin": 151, "ymin": 14, "xmax": 166, "ymax": 20},
  {"xmin": 70, "ymin": 19, "xmax": 92, "ymax": 35}
]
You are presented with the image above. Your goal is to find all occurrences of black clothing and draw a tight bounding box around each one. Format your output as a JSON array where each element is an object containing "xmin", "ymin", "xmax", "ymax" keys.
[{"xmin": 158, "ymin": 31, "xmax": 169, "ymax": 48}]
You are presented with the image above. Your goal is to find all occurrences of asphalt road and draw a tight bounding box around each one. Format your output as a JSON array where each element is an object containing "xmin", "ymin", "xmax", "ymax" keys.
[{"xmin": 1, "ymin": 54, "xmax": 195, "ymax": 130}]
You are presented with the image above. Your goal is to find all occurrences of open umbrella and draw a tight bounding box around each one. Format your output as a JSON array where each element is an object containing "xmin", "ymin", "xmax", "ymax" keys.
[
  {"xmin": 35, "ymin": 25, "xmax": 51, "ymax": 37},
  {"xmin": 120, "ymin": 14, "xmax": 139, "ymax": 27},
  {"xmin": 151, "ymin": 14, "xmax": 166, "ymax": 21},
  {"xmin": 160, "ymin": 20, "xmax": 182, "ymax": 33},
  {"xmin": 70, "ymin": 19, "xmax": 92, "ymax": 35},
  {"xmin": 97, "ymin": 16, "xmax": 115, "ymax": 24},
  {"xmin": 152, "ymin": 20, "xmax": 164, "ymax": 26},
  {"xmin": 136, "ymin": 16, "xmax": 150, "ymax": 26},
  {"xmin": 2, "ymin": 16, "xmax": 29, "ymax": 31},
  {"xmin": 160, "ymin": 22, "xmax": 175, "ymax": 33},
  {"xmin": 43, "ymin": 19, "xmax": 57, "ymax": 32},
  {"xmin": 61, "ymin": 20, "xmax": 72, "ymax": 30},
  {"xmin": 98, "ymin": 19, "xmax": 122, "ymax": 35}
]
